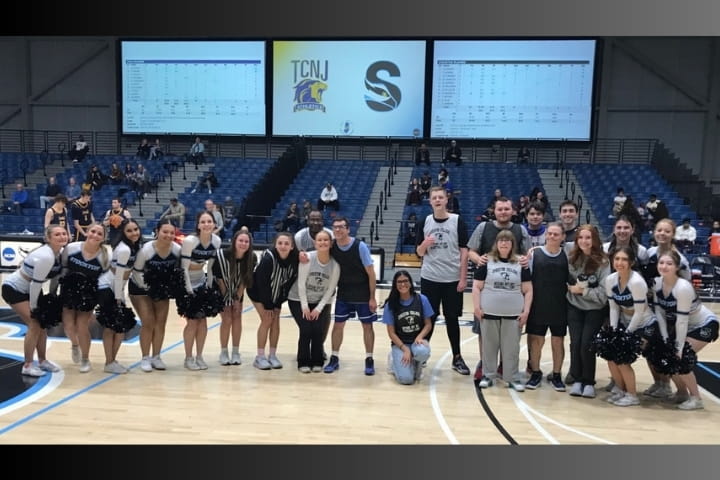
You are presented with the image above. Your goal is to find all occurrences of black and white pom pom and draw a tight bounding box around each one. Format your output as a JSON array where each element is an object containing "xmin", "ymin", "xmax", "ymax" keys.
[
  {"xmin": 96, "ymin": 302, "xmax": 137, "ymax": 333},
  {"xmin": 31, "ymin": 293, "xmax": 64, "ymax": 329},
  {"xmin": 645, "ymin": 337, "xmax": 678, "ymax": 375},
  {"xmin": 59, "ymin": 272, "xmax": 98, "ymax": 311},
  {"xmin": 593, "ymin": 326, "xmax": 642, "ymax": 364},
  {"xmin": 144, "ymin": 265, "xmax": 185, "ymax": 300},
  {"xmin": 676, "ymin": 342, "xmax": 698, "ymax": 375}
]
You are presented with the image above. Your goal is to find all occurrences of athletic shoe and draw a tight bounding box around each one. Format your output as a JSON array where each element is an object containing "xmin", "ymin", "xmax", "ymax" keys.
[
  {"xmin": 581, "ymin": 385, "xmax": 597, "ymax": 398},
  {"xmin": 311, "ymin": 366, "xmax": 323, "ymax": 373},
  {"xmin": 451, "ymin": 356, "xmax": 470, "ymax": 375},
  {"xmin": 602, "ymin": 379, "xmax": 615, "ymax": 392},
  {"xmin": 79, "ymin": 360, "xmax": 92, "ymax": 373},
  {"xmin": 606, "ymin": 386, "xmax": 625, "ymax": 403},
  {"xmin": 140, "ymin": 356, "xmax": 152, "ymax": 372},
  {"xmin": 569, "ymin": 382, "xmax": 583, "ymax": 397},
  {"xmin": 613, "ymin": 393, "xmax": 640, "ymax": 407},
  {"xmin": 268, "ymin": 354, "xmax": 283, "ymax": 369},
  {"xmin": 643, "ymin": 381, "xmax": 661, "ymax": 396},
  {"xmin": 21, "ymin": 365, "xmax": 46, "ymax": 377},
  {"xmin": 508, "ymin": 380, "xmax": 525, "ymax": 392},
  {"xmin": 71, "ymin": 345, "xmax": 81, "ymax": 364},
  {"xmin": 253, "ymin": 356, "xmax": 272, "ymax": 370},
  {"xmin": 195, "ymin": 356, "xmax": 208, "ymax": 370},
  {"xmin": 526, "ymin": 371, "xmax": 542, "ymax": 390},
  {"xmin": 38, "ymin": 360, "xmax": 61, "ymax": 373},
  {"xmin": 414, "ymin": 361, "xmax": 425, "ymax": 381},
  {"xmin": 219, "ymin": 350, "xmax": 231, "ymax": 366},
  {"xmin": 151, "ymin": 356, "xmax": 166, "ymax": 370},
  {"xmin": 678, "ymin": 396, "xmax": 704, "ymax": 410},
  {"xmin": 478, "ymin": 376, "xmax": 494, "ymax": 388},
  {"xmin": 550, "ymin": 373, "xmax": 566, "ymax": 392},
  {"xmin": 104, "ymin": 362, "xmax": 127, "ymax": 374},
  {"xmin": 364, "ymin": 357, "xmax": 375, "ymax": 376},
  {"xmin": 184, "ymin": 357, "xmax": 201, "ymax": 371},
  {"xmin": 230, "ymin": 352, "xmax": 242, "ymax": 365},
  {"xmin": 664, "ymin": 392, "xmax": 690, "ymax": 404},
  {"xmin": 298, "ymin": 366, "xmax": 311, "ymax": 373},
  {"xmin": 564, "ymin": 373, "xmax": 576, "ymax": 385},
  {"xmin": 648, "ymin": 382, "xmax": 673, "ymax": 399},
  {"xmin": 323, "ymin": 355, "xmax": 339, "ymax": 373}
]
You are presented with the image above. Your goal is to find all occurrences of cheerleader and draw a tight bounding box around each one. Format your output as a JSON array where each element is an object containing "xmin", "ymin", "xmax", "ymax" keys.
[
  {"xmin": 604, "ymin": 246, "xmax": 659, "ymax": 406},
  {"xmin": 60, "ymin": 223, "xmax": 111, "ymax": 373},
  {"xmin": 653, "ymin": 250, "xmax": 718, "ymax": 410},
  {"xmin": 1, "ymin": 225, "xmax": 68, "ymax": 376},
  {"xmin": 131, "ymin": 218, "xmax": 182, "ymax": 372},
  {"xmin": 179, "ymin": 211, "xmax": 222, "ymax": 370},
  {"xmin": 246, "ymin": 232, "xmax": 299, "ymax": 370},
  {"xmin": 96, "ymin": 219, "xmax": 142, "ymax": 374},
  {"xmin": 213, "ymin": 227, "xmax": 256, "ymax": 366}
]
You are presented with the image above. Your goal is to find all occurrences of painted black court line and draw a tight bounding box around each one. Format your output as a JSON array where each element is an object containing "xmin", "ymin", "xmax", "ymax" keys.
[{"xmin": 474, "ymin": 382, "xmax": 518, "ymax": 445}]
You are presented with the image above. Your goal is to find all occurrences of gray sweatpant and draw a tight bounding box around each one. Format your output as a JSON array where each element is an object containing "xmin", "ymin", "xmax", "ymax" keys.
[{"xmin": 480, "ymin": 316, "xmax": 523, "ymax": 383}]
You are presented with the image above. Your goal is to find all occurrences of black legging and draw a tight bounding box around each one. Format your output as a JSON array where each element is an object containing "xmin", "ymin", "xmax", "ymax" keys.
[
  {"xmin": 420, "ymin": 278, "xmax": 462, "ymax": 356},
  {"xmin": 566, "ymin": 304, "xmax": 605, "ymax": 385},
  {"xmin": 288, "ymin": 300, "xmax": 331, "ymax": 368}
]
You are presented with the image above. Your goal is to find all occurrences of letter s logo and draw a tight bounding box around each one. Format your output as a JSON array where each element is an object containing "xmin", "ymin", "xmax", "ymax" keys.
[{"xmin": 364, "ymin": 61, "xmax": 401, "ymax": 112}]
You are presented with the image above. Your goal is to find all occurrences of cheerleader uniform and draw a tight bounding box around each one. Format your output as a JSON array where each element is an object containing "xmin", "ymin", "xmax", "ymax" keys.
[
  {"xmin": 132, "ymin": 241, "xmax": 182, "ymax": 300},
  {"xmin": 179, "ymin": 234, "xmax": 222, "ymax": 318},
  {"xmin": 2, "ymin": 244, "xmax": 62, "ymax": 309},
  {"xmin": 60, "ymin": 241, "xmax": 109, "ymax": 311},
  {"xmin": 96, "ymin": 241, "xmax": 140, "ymax": 331},
  {"xmin": 605, "ymin": 270, "xmax": 658, "ymax": 338}
]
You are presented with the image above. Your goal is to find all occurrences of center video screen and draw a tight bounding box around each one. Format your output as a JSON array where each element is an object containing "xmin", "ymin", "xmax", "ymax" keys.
[{"xmin": 272, "ymin": 40, "xmax": 426, "ymax": 138}]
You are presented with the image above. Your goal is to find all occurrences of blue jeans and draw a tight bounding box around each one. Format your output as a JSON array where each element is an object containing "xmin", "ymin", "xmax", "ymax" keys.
[{"xmin": 391, "ymin": 342, "xmax": 431, "ymax": 385}]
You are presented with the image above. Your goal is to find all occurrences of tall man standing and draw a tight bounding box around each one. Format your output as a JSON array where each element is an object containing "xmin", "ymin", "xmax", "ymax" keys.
[
  {"xmin": 416, "ymin": 186, "xmax": 471, "ymax": 375},
  {"xmin": 324, "ymin": 216, "xmax": 377, "ymax": 375}
]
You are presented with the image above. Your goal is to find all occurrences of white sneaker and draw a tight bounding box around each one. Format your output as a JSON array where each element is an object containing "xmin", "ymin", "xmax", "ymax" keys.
[
  {"xmin": 140, "ymin": 356, "xmax": 152, "ymax": 372},
  {"xmin": 151, "ymin": 356, "xmax": 166, "ymax": 370},
  {"xmin": 581, "ymin": 385, "xmax": 596, "ymax": 398},
  {"xmin": 79, "ymin": 360, "xmax": 92, "ymax": 373},
  {"xmin": 230, "ymin": 352, "xmax": 242, "ymax": 365},
  {"xmin": 606, "ymin": 386, "xmax": 625, "ymax": 403},
  {"xmin": 643, "ymin": 381, "xmax": 661, "ymax": 396},
  {"xmin": 508, "ymin": 380, "xmax": 525, "ymax": 392},
  {"xmin": 311, "ymin": 366, "xmax": 323, "ymax": 373},
  {"xmin": 569, "ymin": 382, "xmax": 583, "ymax": 397},
  {"xmin": 267, "ymin": 354, "xmax": 283, "ymax": 369},
  {"xmin": 649, "ymin": 382, "xmax": 673, "ymax": 399},
  {"xmin": 253, "ymin": 355, "xmax": 272, "ymax": 370},
  {"xmin": 71, "ymin": 345, "xmax": 81, "ymax": 364},
  {"xmin": 478, "ymin": 376, "xmax": 494, "ymax": 388},
  {"xmin": 678, "ymin": 396, "xmax": 704, "ymax": 410},
  {"xmin": 103, "ymin": 362, "xmax": 127, "ymax": 374},
  {"xmin": 184, "ymin": 357, "xmax": 201, "ymax": 371},
  {"xmin": 219, "ymin": 350, "xmax": 230, "ymax": 365},
  {"xmin": 613, "ymin": 393, "xmax": 640, "ymax": 407},
  {"xmin": 299, "ymin": 366, "xmax": 311, "ymax": 373},
  {"xmin": 38, "ymin": 360, "xmax": 61, "ymax": 373},
  {"xmin": 21, "ymin": 365, "xmax": 46, "ymax": 377},
  {"xmin": 195, "ymin": 356, "xmax": 208, "ymax": 370}
]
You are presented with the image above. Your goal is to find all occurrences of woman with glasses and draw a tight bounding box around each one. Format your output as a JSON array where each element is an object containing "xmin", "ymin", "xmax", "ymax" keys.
[{"xmin": 382, "ymin": 271, "xmax": 433, "ymax": 385}]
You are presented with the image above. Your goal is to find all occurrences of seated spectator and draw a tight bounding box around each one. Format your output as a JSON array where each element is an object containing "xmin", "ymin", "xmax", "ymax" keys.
[
  {"xmin": 129, "ymin": 164, "xmax": 151, "ymax": 198},
  {"xmin": 64, "ymin": 176, "xmax": 81, "ymax": 203},
  {"xmin": 419, "ymin": 171, "xmax": 432, "ymax": 199},
  {"xmin": 447, "ymin": 190, "xmax": 460, "ymax": 214},
  {"xmin": 10, "ymin": 183, "xmax": 29, "ymax": 214},
  {"xmin": 415, "ymin": 143, "xmax": 431, "ymax": 166},
  {"xmin": 516, "ymin": 195, "xmax": 530, "ymax": 224},
  {"xmin": 108, "ymin": 163, "xmax": 124, "ymax": 185},
  {"xmin": 189, "ymin": 136, "xmax": 205, "ymax": 167},
  {"xmin": 403, "ymin": 212, "xmax": 418, "ymax": 245},
  {"xmin": 136, "ymin": 138, "xmax": 151, "ymax": 160},
  {"xmin": 39, "ymin": 176, "xmax": 63, "ymax": 210},
  {"xmin": 191, "ymin": 171, "xmax": 219, "ymax": 194},
  {"xmin": 159, "ymin": 197, "xmax": 186, "ymax": 229},
  {"xmin": 85, "ymin": 164, "xmax": 106, "ymax": 192},
  {"xmin": 444, "ymin": 139, "xmax": 462, "ymax": 166},
  {"xmin": 438, "ymin": 167, "xmax": 449, "ymax": 186},
  {"xmin": 123, "ymin": 162, "xmax": 135, "ymax": 180},
  {"xmin": 406, "ymin": 178, "xmax": 422, "ymax": 206},
  {"xmin": 317, "ymin": 182, "xmax": 339, "ymax": 211},
  {"xmin": 517, "ymin": 147, "xmax": 531, "ymax": 164},
  {"xmin": 68, "ymin": 135, "xmax": 89, "ymax": 163},
  {"xmin": 487, "ymin": 188, "xmax": 503, "ymax": 211},
  {"xmin": 300, "ymin": 199, "xmax": 313, "ymax": 228},
  {"xmin": 645, "ymin": 193, "xmax": 669, "ymax": 231},
  {"xmin": 612, "ymin": 187, "xmax": 627, "ymax": 217},
  {"xmin": 281, "ymin": 202, "xmax": 301, "ymax": 233},
  {"xmin": 149, "ymin": 138, "xmax": 164, "ymax": 160},
  {"xmin": 675, "ymin": 217, "xmax": 697, "ymax": 253}
]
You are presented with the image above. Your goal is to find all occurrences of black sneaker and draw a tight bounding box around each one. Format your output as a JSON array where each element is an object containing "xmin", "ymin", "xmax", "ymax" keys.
[
  {"xmin": 323, "ymin": 355, "xmax": 339, "ymax": 374},
  {"xmin": 550, "ymin": 373, "xmax": 566, "ymax": 392},
  {"xmin": 364, "ymin": 357, "xmax": 375, "ymax": 376},
  {"xmin": 451, "ymin": 356, "xmax": 470, "ymax": 375},
  {"xmin": 526, "ymin": 371, "xmax": 542, "ymax": 390}
]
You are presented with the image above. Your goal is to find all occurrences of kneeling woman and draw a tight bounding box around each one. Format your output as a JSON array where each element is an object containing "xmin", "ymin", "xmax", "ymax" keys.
[
  {"xmin": 382, "ymin": 270, "xmax": 433, "ymax": 385},
  {"xmin": 653, "ymin": 250, "xmax": 719, "ymax": 410}
]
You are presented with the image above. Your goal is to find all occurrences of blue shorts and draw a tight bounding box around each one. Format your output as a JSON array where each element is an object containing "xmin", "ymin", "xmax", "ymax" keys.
[{"xmin": 334, "ymin": 300, "xmax": 377, "ymax": 324}]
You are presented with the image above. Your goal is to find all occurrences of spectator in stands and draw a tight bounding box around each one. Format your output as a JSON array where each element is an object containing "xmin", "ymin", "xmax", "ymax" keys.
[
  {"xmin": 130, "ymin": 164, "xmax": 151, "ymax": 198},
  {"xmin": 136, "ymin": 138, "xmax": 151, "ymax": 160},
  {"xmin": 11, "ymin": 183, "xmax": 29, "ymax": 214},
  {"xmin": 612, "ymin": 187, "xmax": 627, "ymax": 218},
  {"xmin": 85, "ymin": 164, "xmax": 106, "ymax": 192},
  {"xmin": 300, "ymin": 199, "xmax": 313, "ymax": 228},
  {"xmin": 222, "ymin": 196, "xmax": 237, "ymax": 236},
  {"xmin": 204, "ymin": 199, "xmax": 224, "ymax": 238},
  {"xmin": 438, "ymin": 168, "xmax": 449, "ymax": 190},
  {"xmin": 675, "ymin": 218, "xmax": 697, "ymax": 253},
  {"xmin": 645, "ymin": 193, "xmax": 669, "ymax": 232},
  {"xmin": 517, "ymin": 147, "xmax": 531, "ymax": 164},
  {"xmin": 69, "ymin": 135, "xmax": 89, "ymax": 163},
  {"xmin": 487, "ymin": 188, "xmax": 503, "ymax": 212},
  {"xmin": 419, "ymin": 171, "xmax": 432, "ymax": 199},
  {"xmin": 444, "ymin": 139, "xmax": 463, "ymax": 167},
  {"xmin": 403, "ymin": 212, "xmax": 418, "ymax": 246},
  {"xmin": 317, "ymin": 182, "xmax": 339, "ymax": 212},
  {"xmin": 189, "ymin": 136, "xmax": 205, "ymax": 167},
  {"xmin": 281, "ymin": 201, "xmax": 301, "ymax": 233},
  {"xmin": 102, "ymin": 197, "xmax": 132, "ymax": 246},
  {"xmin": 159, "ymin": 197, "xmax": 186, "ymax": 229},
  {"xmin": 415, "ymin": 143, "xmax": 431, "ymax": 166},
  {"xmin": 70, "ymin": 190, "xmax": 94, "ymax": 241},
  {"xmin": 535, "ymin": 190, "xmax": 549, "ymax": 214},
  {"xmin": 123, "ymin": 162, "xmax": 135, "ymax": 180},
  {"xmin": 406, "ymin": 178, "xmax": 422, "ymax": 206},
  {"xmin": 149, "ymin": 138, "xmax": 164, "ymax": 160},
  {"xmin": 44, "ymin": 194, "xmax": 71, "ymax": 236},
  {"xmin": 108, "ymin": 163, "xmax": 124, "ymax": 185},
  {"xmin": 191, "ymin": 171, "xmax": 218, "ymax": 195},
  {"xmin": 64, "ymin": 176, "xmax": 81, "ymax": 203},
  {"xmin": 447, "ymin": 190, "xmax": 460, "ymax": 214},
  {"xmin": 39, "ymin": 176, "xmax": 62, "ymax": 210},
  {"xmin": 517, "ymin": 195, "xmax": 530, "ymax": 224}
]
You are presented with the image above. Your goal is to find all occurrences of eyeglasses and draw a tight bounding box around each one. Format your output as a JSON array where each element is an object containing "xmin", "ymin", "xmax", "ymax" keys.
[
  {"xmin": 396, "ymin": 279, "xmax": 411, "ymax": 285},
  {"xmin": 332, "ymin": 225, "xmax": 348, "ymax": 230}
]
